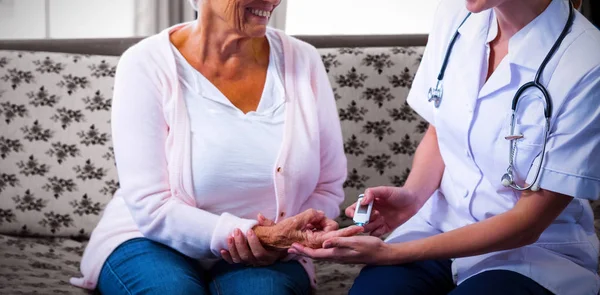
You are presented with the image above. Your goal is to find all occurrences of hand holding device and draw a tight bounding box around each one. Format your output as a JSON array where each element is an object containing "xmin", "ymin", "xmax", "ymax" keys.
[{"xmin": 346, "ymin": 187, "xmax": 423, "ymax": 237}]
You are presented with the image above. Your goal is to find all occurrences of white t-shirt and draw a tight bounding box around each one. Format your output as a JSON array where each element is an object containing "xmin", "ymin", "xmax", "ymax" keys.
[{"xmin": 171, "ymin": 30, "xmax": 286, "ymax": 221}]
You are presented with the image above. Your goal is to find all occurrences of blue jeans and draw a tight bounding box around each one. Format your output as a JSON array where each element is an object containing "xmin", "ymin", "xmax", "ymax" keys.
[
  {"xmin": 97, "ymin": 238, "xmax": 311, "ymax": 295},
  {"xmin": 350, "ymin": 260, "xmax": 554, "ymax": 295}
]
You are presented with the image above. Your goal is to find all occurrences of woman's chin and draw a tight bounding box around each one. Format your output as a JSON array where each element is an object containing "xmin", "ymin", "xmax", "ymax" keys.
[
  {"xmin": 243, "ymin": 25, "xmax": 268, "ymax": 38},
  {"xmin": 238, "ymin": 9, "xmax": 272, "ymax": 37}
]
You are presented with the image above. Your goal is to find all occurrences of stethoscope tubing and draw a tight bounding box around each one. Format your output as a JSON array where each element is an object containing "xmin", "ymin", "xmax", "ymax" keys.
[{"xmin": 429, "ymin": 1, "xmax": 575, "ymax": 191}]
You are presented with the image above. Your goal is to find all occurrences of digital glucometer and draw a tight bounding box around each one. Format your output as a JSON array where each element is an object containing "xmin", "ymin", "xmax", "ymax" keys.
[{"xmin": 353, "ymin": 193, "xmax": 373, "ymax": 226}]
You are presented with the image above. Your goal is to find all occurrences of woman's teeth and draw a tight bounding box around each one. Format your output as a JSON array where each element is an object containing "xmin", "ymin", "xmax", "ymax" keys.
[{"xmin": 249, "ymin": 8, "xmax": 271, "ymax": 17}]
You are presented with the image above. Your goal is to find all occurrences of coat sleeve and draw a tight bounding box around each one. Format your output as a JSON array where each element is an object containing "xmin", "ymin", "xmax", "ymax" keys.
[{"xmin": 526, "ymin": 64, "xmax": 600, "ymax": 200}]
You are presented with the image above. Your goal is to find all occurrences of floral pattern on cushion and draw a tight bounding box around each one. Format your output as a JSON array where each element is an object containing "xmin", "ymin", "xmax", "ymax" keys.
[
  {"xmin": 0, "ymin": 51, "xmax": 119, "ymax": 237},
  {"xmin": 321, "ymin": 47, "xmax": 428, "ymax": 210}
]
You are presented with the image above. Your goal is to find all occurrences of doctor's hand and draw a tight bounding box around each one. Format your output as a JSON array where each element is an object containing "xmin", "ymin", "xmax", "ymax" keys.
[
  {"xmin": 346, "ymin": 186, "xmax": 422, "ymax": 237},
  {"xmin": 288, "ymin": 235, "xmax": 393, "ymax": 265},
  {"xmin": 221, "ymin": 214, "xmax": 285, "ymax": 266}
]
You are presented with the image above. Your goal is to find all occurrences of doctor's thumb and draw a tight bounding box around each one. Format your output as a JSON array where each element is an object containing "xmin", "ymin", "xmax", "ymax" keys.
[
  {"xmin": 362, "ymin": 189, "xmax": 376, "ymax": 205},
  {"xmin": 363, "ymin": 186, "xmax": 392, "ymax": 204}
]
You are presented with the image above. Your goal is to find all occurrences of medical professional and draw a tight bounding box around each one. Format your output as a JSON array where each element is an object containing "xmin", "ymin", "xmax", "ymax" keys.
[{"xmin": 289, "ymin": 0, "xmax": 600, "ymax": 294}]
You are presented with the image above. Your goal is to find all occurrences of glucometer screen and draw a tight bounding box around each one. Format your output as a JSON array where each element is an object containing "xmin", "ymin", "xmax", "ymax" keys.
[{"xmin": 357, "ymin": 204, "xmax": 368, "ymax": 214}]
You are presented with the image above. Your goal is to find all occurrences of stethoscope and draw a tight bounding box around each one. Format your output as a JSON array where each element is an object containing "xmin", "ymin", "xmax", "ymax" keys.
[{"xmin": 427, "ymin": 1, "xmax": 575, "ymax": 191}]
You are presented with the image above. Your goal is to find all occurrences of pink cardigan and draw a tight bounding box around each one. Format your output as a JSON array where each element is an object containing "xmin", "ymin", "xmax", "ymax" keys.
[{"xmin": 70, "ymin": 25, "xmax": 346, "ymax": 290}]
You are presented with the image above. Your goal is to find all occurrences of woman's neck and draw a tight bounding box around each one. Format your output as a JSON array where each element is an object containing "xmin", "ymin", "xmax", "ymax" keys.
[
  {"xmin": 493, "ymin": 0, "xmax": 552, "ymax": 41},
  {"xmin": 171, "ymin": 10, "xmax": 268, "ymax": 79},
  {"xmin": 193, "ymin": 10, "xmax": 264, "ymax": 64}
]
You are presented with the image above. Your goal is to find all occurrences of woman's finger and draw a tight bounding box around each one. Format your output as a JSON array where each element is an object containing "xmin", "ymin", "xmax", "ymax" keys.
[
  {"xmin": 257, "ymin": 213, "xmax": 275, "ymax": 226},
  {"xmin": 221, "ymin": 249, "xmax": 234, "ymax": 264},
  {"xmin": 296, "ymin": 209, "xmax": 326, "ymax": 228},
  {"xmin": 246, "ymin": 229, "xmax": 271, "ymax": 263},
  {"xmin": 323, "ymin": 218, "xmax": 340, "ymax": 232},
  {"xmin": 227, "ymin": 236, "xmax": 242, "ymax": 264},
  {"xmin": 233, "ymin": 229, "xmax": 257, "ymax": 265},
  {"xmin": 305, "ymin": 217, "xmax": 338, "ymax": 232},
  {"xmin": 305, "ymin": 223, "xmax": 316, "ymax": 231}
]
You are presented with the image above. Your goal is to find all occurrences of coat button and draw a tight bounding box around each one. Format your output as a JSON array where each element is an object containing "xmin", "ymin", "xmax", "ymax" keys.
[
  {"xmin": 276, "ymin": 167, "xmax": 282, "ymax": 173},
  {"xmin": 280, "ymin": 212, "xmax": 285, "ymax": 217}
]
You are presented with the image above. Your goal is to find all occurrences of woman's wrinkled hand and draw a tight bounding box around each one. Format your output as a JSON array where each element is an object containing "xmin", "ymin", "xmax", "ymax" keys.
[
  {"xmin": 253, "ymin": 209, "xmax": 363, "ymax": 250},
  {"xmin": 221, "ymin": 209, "xmax": 363, "ymax": 266}
]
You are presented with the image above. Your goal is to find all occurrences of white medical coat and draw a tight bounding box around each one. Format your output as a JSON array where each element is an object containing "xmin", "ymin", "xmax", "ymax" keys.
[{"xmin": 390, "ymin": 0, "xmax": 600, "ymax": 294}]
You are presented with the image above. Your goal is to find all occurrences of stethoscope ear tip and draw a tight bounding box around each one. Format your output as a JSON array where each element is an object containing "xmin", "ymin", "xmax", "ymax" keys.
[{"xmin": 531, "ymin": 184, "xmax": 540, "ymax": 191}]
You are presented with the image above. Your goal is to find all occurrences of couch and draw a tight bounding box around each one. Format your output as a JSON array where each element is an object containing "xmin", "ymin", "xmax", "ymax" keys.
[{"xmin": 0, "ymin": 35, "xmax": 598, "ymax": 295}]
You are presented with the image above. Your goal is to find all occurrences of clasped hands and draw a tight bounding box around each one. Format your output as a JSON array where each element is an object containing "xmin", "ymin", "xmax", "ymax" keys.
[
  {"xmin": 220, "ymin": 209, "xmax": 363, "ymax": 266},
  {"xmin": 222, "ymin": 186, "xmax": 422, "ymax": 265}
]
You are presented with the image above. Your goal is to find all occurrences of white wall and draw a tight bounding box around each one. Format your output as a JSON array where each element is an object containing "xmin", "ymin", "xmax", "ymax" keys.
[
  {"xmin": 286, "ymin": 0, "xmax": 441, "ymax": 35},
  {"xmin": 0, "ymin": 0, "xmax": 137, "ymax": 39},
  {"xmin": 49, "ymin": 0, "xmax": 136, "ymax": 38},
  {"xmin": 0, "ymin": 0, "xmax": 47, "ymax": 39}
]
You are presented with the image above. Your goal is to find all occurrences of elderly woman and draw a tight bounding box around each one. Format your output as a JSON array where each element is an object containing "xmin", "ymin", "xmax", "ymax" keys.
[{"xmin": 69, "ymin": 0, "xmax": 361, "ymax": 294}]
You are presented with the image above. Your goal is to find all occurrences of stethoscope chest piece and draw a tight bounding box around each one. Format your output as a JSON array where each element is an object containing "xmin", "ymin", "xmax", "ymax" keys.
[
  {"xmin": 428, "ymin": 80, "xmax": 443, "ymax": 108},
  {"xmin": 501, "ymin": 173, "xmax": 513, "ymax": 187}
]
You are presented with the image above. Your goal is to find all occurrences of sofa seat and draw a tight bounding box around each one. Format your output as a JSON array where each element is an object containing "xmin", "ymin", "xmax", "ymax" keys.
[
  {"xmin": 0, "ymin": 234, "xmax": 363, "ymax": 295},
  {"xmin": 0, "ymin": 234, "xmax": 89, "ymax": 294}
]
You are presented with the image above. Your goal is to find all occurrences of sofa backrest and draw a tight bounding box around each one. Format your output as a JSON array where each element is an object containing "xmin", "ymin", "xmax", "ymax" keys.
[
  {"xmin": 0, "ymin": 51, "xmax": 120, "ymax": 238},
  {"xmin": 0, "ymin": 44, "xmax": 426, "ymax": 238}
]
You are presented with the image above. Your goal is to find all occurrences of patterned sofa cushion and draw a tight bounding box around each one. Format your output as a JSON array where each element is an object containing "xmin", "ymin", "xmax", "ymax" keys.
[
  {"xmin": 0, "ymin": 46, "xmax": 428, "ymax": 237},
  {"xmin": 321, "ymin": 47, "xmax": 428, "ymax": 211},
  {"xmin": 0, "ymin": 51, "xmax": 118, "ymax": 237}
]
